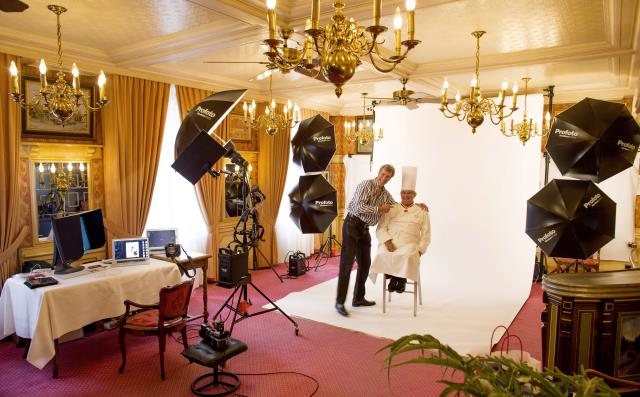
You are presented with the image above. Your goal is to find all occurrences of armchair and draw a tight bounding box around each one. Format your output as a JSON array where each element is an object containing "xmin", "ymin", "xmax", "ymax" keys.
[{"xmin": 118, "ymin": 278, "xmax": 194, "ymax": 380}]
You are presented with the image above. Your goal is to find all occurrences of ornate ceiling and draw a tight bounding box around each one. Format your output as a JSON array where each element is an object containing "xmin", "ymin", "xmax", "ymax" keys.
[{"xmin": 1, "ymin": 0, "xmax": 638, "ymax": 115}]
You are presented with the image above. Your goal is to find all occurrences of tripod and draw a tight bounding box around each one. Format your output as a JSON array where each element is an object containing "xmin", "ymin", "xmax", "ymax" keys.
[
  {"xmin": 313, "ymin": 223, "xmax": 342, "ymax": 271},
  {"xmin": 214, "ymin": 273, "xmax": 299, "ymax": 336}
]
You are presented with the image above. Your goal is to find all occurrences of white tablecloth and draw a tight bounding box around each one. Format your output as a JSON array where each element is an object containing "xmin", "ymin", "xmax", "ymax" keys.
[{"xmin": 0, "ymin": 259, "xmax": 182, "ymax": 369}]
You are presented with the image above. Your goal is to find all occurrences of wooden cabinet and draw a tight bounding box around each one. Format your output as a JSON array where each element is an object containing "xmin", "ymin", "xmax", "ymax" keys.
[{"xmin": 542, "ymin": 270, "xmax": 640, "ymax": 380}]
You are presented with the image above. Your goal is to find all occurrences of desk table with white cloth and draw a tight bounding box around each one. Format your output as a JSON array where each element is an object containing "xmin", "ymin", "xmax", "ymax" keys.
[{"xmin": 0, "ymin": 259, "xmax": 182, "ymax": 377}]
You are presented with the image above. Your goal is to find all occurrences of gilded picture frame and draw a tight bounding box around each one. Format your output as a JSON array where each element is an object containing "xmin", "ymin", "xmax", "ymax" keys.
[
  {"xmin": 228, "ymin": 113, "xmax": 251, "ymax": 142},
  {"xmin": 615, "ymin": 311, "xmax": 640, "ymax": 378},
  {"xmin": 21, "ymin": 76, "xmax": 93, "ymax": 139}
]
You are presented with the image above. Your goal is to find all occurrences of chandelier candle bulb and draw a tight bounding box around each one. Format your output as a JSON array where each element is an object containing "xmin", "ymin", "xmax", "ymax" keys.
[
  {"xmin": 373, "ymin": 0, "xmax": 382, "ymax": 26},
  {"xmin": 393, "ymin": 7, "xmax": 402, "ymax": 55},
  {"xmin": 39, "ymin": 59, "xmax": 48, "ymax": 89},
  {"xmin": 512, "ymin": 81, "xmax": 518, "ymax": 108},
  {"xmin": 71, "ymin": 63, "xmax": 79, "ymax": 93},
  {"xmin": 97, "ymin": 71, "xmax": 107, "ymax": 101},
  {"xmin": 266, "ymin": 0, "xmax": 277, "ymax": 40},
  {"xmin": 9, "ymin": 61, "xmax": 20, "ymax": 94},
  {"xmin": 406, "ymin": 0, "xmax": 416, "ymax": 40},
  {"xmin": 312, "ymin": 0, "xmax": 320, "ymax": 29},
  {"xmin": 243, "ymin": 102, "xmax": 248, "ymax": 118},
  {"xmin": 67, "ymin": 163, "xmax": 73, "ymax": 172}
]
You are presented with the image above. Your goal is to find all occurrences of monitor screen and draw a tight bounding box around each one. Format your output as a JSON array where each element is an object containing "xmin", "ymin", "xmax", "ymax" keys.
[
  {"xmin": 52, "ymin": 209, "xmax": 105, "ymax": 275},
  {"xmin": 112, "ymin": 238, "xmax": 149, "ymax": 262},
  {"xmin": 146, "ymin": 229, "xmax": 177, "ymax": 251}
]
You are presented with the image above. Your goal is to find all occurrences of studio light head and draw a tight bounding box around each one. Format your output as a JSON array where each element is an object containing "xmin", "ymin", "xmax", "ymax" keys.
[
  {"xmin": 224, "ymin": 140, "xmax": 249, "ymax": 169},
  {"xmin": 250, "ymin": 185, "xmax": 266, "ymax": 206}
]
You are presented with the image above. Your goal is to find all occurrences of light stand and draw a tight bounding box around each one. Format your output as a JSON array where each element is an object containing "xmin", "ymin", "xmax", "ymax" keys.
[
  {"xmin": 534, "ymin": 85, "xmax": 555, "ymax": 283},
  {"xmin": 213, "ymin": 273, "xmax": 299, "ymax": 336},
  {"xmin": 313, "ymin": 167, "xmax": 342, "ymax": 271}
]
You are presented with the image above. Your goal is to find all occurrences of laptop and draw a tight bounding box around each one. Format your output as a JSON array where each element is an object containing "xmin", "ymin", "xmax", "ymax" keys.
[
  {"xmin": 146, "ymin": 228, "xmax": 178, "ymax": 252},
  {"xmin": 111, "ymin": 237, "xmax": 150, "ymax": 265}
]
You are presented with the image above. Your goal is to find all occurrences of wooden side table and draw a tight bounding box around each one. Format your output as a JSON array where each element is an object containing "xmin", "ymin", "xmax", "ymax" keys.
[{"xmin": 151, "ymin": 251, "xmax": 212, "ymax": 324}]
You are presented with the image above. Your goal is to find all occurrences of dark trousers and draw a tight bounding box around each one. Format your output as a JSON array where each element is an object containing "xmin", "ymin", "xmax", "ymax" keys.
[{"xmin": 336, "ymin": 214, "xmax": 371, "ymax": 305}]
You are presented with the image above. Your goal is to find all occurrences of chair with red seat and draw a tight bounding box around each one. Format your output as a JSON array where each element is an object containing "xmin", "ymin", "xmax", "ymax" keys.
[{"xmin": 118, "ymin": 278, "xmax": 194, "ymax": 380}]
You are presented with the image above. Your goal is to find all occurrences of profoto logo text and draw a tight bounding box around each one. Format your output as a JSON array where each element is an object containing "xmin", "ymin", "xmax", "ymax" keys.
[
  {"xmin": 314, "ymin": 200, "xmax": 334, "ymax": 207},
  {"xmin": 312, "ymin": 135, "xmax": 332, "ymax": 143},
  {"xmin": 537, "ymin": 230, "xmax": 557, "ymax": 244},
  {"xmin": 583, "ymin": 194, "xmax": 602, "ymax": 209},
  {"xmin": 555, "ymin": 128, "xmax": 579, "ymax": 138},
  {"xmin": 196, "ymin": 106, "xmax": 216, "ymax": 120},
  {"xmin": 618, "ymin": 140, "xmax": 636, "ymax": 152}
]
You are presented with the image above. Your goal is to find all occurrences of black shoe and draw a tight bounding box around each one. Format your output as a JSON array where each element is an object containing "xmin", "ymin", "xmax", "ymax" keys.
[
  {"xmin": 388, "ymin": 278, "xmax": 398, "ymax": 292},
  {"xmin": 396, "ymin": 279, "xmax": 407, "ymax": 293},
  {"xmin": 352, "ymin": 298, "xmax": 376, "ymax": 307},
  {"xmin": 335, "ymin": 303, "xmax": 349, "ymax": 317}
]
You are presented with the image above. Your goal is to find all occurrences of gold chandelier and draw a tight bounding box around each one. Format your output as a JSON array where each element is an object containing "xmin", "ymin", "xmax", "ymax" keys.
[
  {"xmin": 242, "ymin": 75, "xmax": 301, "ymax": 136},
  {"xmin": 264, "ymin": 0, "xmax": 420, "ymax": 98},
  {"xmin": 501, "ymin": 77, "xmax": 551, "ymax": 145},
  {"xmin": 344, "ymin": 93, "xmax": 383, "ymax": 145},
  {"xmin": 8, "ymin": 5, "xmax": 108, "ymax": 126},
  {"xmin": 440, "ymin": 31, "xmax": 518, "ymax": 133}
]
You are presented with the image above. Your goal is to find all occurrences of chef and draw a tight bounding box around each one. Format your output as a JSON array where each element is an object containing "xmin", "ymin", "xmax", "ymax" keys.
[{"xmin": 370, "ymin": 166, "xmax": 431, "ymax": 293}]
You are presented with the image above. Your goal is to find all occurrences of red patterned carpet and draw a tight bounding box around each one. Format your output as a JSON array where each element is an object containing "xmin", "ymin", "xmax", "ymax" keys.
[{"xmin": 0, "ymin": 257, "xmax": 544, "ymax": 396}]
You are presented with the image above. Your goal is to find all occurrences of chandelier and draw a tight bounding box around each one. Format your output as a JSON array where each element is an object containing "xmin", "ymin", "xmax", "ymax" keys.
[
  {"xmin": 8, "ymin": 5, "xmax": 108, "ymax": 126},
  {"xmin": 344, "ymin": 93, "xmax": 383, "ymax": 145},
  {"xmin": 264, "ymin": 0, "xmax": 420, "ymax": 98},
  {"xmin": 440, "ymin": 31, "xmax": 518, "ymax": 133},
  {"xmin": 242, "ymin": 75, "xmax": 301, "ymax": 136},
  {"xmin": 501, "ymin": 77, "xmax": 551, "ymax": 145}
]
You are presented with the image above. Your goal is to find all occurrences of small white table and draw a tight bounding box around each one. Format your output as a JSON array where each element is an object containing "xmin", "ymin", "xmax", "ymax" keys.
[{"xmin": 0, "ymin": 259, "xmax": 182, "ymax": 377}]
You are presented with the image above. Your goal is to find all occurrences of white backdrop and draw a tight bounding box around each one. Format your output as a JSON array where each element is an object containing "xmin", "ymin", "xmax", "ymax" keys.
[
  {"xmin": 275, "ymin": 95, "xmax": 545, "ymax": 354},
  {"xmin": 371, "ymin": 96, "xmax": 542, "ymax": 292}
]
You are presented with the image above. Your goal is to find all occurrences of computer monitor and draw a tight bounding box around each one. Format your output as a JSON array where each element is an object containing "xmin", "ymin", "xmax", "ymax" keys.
[
  {"xmin": 51, "ymin": 209, "xmax": 106, "ymax": 275},
  {"xmin": 146, "ymin": 229, "xmax": 178, "ymax": 251},
  {"xmin": 112, "ymin": 238, "xmax": 149, "ymax": 263}
]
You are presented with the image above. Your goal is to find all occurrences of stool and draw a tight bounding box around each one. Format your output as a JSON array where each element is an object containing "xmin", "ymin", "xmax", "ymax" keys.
[
  {"xmin": 383, "ymin": 273, "xmax": 422, "ymax": 317},
  {"xmin": 182, "ymin": 338, "xmax": 248, "ymax": 397}
]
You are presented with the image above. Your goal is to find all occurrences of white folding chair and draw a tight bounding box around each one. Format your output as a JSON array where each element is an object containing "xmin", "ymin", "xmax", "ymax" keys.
[{"xmin": 382, "ymin": 273, "xmax": 422, "ymax": 317}]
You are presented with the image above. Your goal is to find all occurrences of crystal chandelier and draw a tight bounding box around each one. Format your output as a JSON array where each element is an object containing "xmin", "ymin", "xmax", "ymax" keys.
[
  {"xmin": 264, "ymin": 0, "xmax": 420, "ymax": 98},
  {"xmin": 242, "ymin": 75, "xmax": 301, "ymax": 136},
  {"xmin": 501, "ymin": 77, "xmax": 551, "ymax": 145},
  {"xmin": 440, "ymin": 31, "xmax": 518, "ymax": 133},
  {"xmin": 8, "ymin": 5, "xmax": 108, "ymax": 126},
  {"xmin": 344, "ymin": 93, "xmax": 383, "ymax": 145}
]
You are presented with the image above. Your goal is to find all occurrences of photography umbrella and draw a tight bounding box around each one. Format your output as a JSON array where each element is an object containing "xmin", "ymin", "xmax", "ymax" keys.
[
  {"xmin": 289, "ymin": 174, "xmax": 337, "ymax": 234},
  {"xmin": 172, "ymin": 89, "xmax": 247, "ymax": 185},
  {"xmin": 526, "ymin": 179, "xmax": 616, "ymax": 259},
  {"xmin": 547, "ymin": 97, "xmax": 640, "ymax": 182},
  {"xmin": 291, "ymin": 114, "xmax": 336, "ymax": 172}
]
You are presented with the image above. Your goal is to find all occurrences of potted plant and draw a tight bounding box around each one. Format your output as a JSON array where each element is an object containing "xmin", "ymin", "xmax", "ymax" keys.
[{"xmin": 379, "ymin": 334, "xmax": 618, "ymax": 396}]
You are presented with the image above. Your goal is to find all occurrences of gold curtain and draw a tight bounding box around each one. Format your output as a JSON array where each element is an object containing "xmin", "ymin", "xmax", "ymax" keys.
[
  {"xmin": 102, "ymin": 75, "xmax": 170, "ymax": 244},
  {"xmin": 175, "ymin": 86, "xmax": 224, "ymax": 276},
  {"xmin": 0, "ymin": 54, "xmax": 28, "ymax": 285}
]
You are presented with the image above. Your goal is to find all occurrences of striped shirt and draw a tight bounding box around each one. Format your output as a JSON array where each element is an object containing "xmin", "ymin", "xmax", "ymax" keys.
[{"xmin": 347, "ymin": 179, "xmax": 396, "ymax": 226}]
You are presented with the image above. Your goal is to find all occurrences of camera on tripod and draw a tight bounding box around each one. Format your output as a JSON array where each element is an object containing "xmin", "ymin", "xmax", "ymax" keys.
[{"xmin": 199, "ymin": 321, "xmax": 230, "ymax": 351}]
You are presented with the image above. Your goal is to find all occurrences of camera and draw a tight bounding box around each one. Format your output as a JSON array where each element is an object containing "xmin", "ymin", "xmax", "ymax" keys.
[
  {"xmin": 164, "ymin": 243, "xmax": 182, "ymax": 259},
  {"xmin": 199, "ymin": 321, "xmax": 230, "ymax": 351}
]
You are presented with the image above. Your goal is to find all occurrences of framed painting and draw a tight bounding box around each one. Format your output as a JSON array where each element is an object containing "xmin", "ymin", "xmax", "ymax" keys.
[
  {"xmin": 66, "ymin": 191, "xmax": 80, "ymax": 208},
  {"xmin": 21, "ymin": 76, "xmax": 93, "ymax": 139},
  {"xmin": 615, "ymin": 312, "xmax": 640, "ymax": 377},
  {"xmin": 228, "ymin": 113, "xmax": 251, "ymax": 142}
]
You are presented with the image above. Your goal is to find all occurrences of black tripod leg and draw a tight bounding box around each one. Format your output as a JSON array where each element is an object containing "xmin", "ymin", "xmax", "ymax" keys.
[
  {"xmin": 313, "ymin": 236, "xmax": 331, "ymax": 271},
  {"xmin": 229, "ymin": 284, "xmax": 247, "ymax": 335},
  {"xmin": 249, "ymin": 282, "xmax": 299, "ymax": 335},
  {"xmin": 214, "ymin": 284, "xmax": 242, "ymax": 320},
  {"xmin": 254, "ymin": 246, "xmax": 283, "ymax": 283}
]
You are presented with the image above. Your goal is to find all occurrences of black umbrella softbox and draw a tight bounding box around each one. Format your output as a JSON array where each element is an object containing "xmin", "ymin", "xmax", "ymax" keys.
[
  {"xmin": 289, "ymin": 174, "xmax": 337, "ymax": 234},
  {"xmin": 547, "ymin": 97, "xmax": 640, "ymax": 183},
  {"xmin": 526, "ymin": 179, "xmax": 616, "ymax": 259},
  {"xmin": 291, "ymin": 114, "xmax": 336, "ymax": 172},
  {"xmin": 172, "ymin": 89, "xmax": 246, "ymax": 185}
]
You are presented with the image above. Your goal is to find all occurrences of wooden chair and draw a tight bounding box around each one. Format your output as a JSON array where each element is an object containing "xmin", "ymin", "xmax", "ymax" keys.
[
  {"xmin": 552, "ymin": 251, "xmax": 600, "ymax": 273},
  {"xmin": 118, "ymin": 278, "xmax": 194, "ymax": 380}
]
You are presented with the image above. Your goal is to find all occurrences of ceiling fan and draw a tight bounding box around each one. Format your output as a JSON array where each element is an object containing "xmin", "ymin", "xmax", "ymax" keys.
[
  {"xmin": 369, "ymin": 78, "xmax": 440, "ymax": 110},
  {"xmin": 204, "ymin": 58, "xmax": 328, "ymax": 83},
  {"xmin": 0, "ymin": 0, "xmax": 28, "ymax": 12}
]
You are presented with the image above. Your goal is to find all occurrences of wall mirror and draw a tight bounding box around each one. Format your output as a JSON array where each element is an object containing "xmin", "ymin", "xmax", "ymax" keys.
[{"xmin": 33, "ymin": 161, "xmax": 90, "ymax": 240}]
